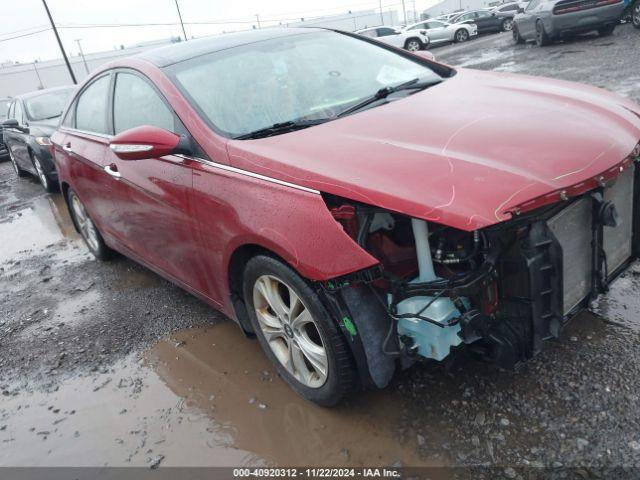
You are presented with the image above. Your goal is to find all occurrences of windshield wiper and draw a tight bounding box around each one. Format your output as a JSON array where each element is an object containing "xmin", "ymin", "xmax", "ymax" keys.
[
  {"xmin": 234, "ymin": 118, "xmax": 330, "ymax": 140},
  {"xmin": 337, "ymin": 77, "xmax": 442, "ymax": 118}
]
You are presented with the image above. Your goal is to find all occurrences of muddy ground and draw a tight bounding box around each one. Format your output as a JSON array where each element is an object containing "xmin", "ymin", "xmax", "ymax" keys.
[{"xmin": 1, "ymin": 25, "xmax": 640, "ymax": 474}]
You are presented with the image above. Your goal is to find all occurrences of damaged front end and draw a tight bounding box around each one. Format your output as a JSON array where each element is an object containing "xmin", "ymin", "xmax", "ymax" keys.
[{"xmin": 319, "ymin": 150, "xmax": 640, "ymax": 388}]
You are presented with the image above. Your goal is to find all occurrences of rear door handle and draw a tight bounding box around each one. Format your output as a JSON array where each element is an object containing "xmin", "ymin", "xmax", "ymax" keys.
[{"xmin": 104, "ymin": 164, "xmax": 121, "ymax": 178}]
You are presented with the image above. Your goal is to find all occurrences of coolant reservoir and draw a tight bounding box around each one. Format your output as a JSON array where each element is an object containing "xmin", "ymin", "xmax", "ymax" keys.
[{"xmin": 395, "ymin": 219, "xmax": 462, "ymax": 361}]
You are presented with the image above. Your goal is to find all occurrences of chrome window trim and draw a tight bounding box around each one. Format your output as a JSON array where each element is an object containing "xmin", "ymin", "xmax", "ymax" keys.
[
  {"xmin": 60, "ymin": 127, "xmax": 113, "ymax": 140},
  {"xmin": 177, "ymin": 155, "xmax": 321, "ymax": 195}
]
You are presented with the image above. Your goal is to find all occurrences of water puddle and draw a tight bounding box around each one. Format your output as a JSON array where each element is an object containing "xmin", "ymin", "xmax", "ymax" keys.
[
  {"xmin": 591, "ymin": 260, "xmax": 640, "ymax": 333},
  {"xmin": 147, "ymin": 322, "xmax": 442, "ymax": 467},
  {"xmin": 0, "ymin": 193, "xmax": 81, "ymax": 265}
]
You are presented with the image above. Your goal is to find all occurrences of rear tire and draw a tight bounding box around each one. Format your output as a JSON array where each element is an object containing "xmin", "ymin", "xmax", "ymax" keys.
[
  {"xmin": 513, "ymin": 24, "xmax": 525, "ymax": 44},
  {"xmin": 455, "ymin": 28, "xmax": 470, "ymax": 42},
  {"xmin": 404, "ymin": 38, "xmax": 423, "ymax": 51},
  {"xmin": 598, "ymin": 24, "xmax": 615, "ymax": 36},
  {"xmin": 633, "ymin": 0, "xmax": 640, "ymax": 28},
  {"xmin": 502, "ymin": 17, "xmax": 514, "ymax": 31},
  {"xmin": 67, "ymin": 188, "xmax": 112, "ymax": 261},
  {"xmin": 535, "ymin": 20, "xmax": 551, "ymax": 46},
  {"xmin": 243, "ymin": 255, "xmax": 357, "ymax": 406}
]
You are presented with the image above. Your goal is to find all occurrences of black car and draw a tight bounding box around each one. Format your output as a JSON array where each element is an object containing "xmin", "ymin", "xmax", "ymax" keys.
[
  {"xmin": 451, "ymin": 9, "xmax": 514, "ymax": 33},
  {"xmin": 3, "ymin": 86, "xmax": 74, "ymax": 192},
  {"xmin": 0, "ymin": 97, "xmax": 11, "ymax": 159}
]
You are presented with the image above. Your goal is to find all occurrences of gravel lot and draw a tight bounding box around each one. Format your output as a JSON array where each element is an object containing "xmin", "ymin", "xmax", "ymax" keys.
[{"xmin": 1, "ymin": 25, "xmax": 639, "ymax": 475}]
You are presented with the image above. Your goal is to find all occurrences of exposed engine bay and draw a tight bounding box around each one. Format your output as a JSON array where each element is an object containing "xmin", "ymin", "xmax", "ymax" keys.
[{"xmin": 320, "ymin": 157, "xmax": 640, "ymax": 388}]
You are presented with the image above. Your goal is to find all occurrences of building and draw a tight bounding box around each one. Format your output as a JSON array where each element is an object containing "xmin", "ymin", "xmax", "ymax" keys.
[
  {"xmin": 0, "ymin": 37, "xmax": 184, "ymax": 97},
  {"xmin": 0, "ymin": 8, "xmax": 400, "ymax": 97}
]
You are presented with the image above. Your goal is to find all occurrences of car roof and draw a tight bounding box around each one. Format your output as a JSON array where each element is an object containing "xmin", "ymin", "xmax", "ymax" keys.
[
  {"xmin": 136, "ymin": 27, "xmax": 327, "ymax": 68},
  {"xmin": 15, "ymin": 85, "xmax": 74, "ymax": 101}
]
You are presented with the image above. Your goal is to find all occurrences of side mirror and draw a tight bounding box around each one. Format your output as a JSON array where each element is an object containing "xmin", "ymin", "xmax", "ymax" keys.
[
  {"xmin": 491, "ymin": 11, "xmax": 497, "ymax": 16},
  {"xmin": 109, "ymin": 125, "xmax": 191, "ymax": 161},
  {"xmin": 2, "ymin": 119, "xmax": 19, "ymax": 129},
  {"xmin": 411, "ymin": 50, "xmax": 436, "ymax": 61},
  {"xmin": 517, "ymin": 7, "xmax": 525, "ymax": 13}
]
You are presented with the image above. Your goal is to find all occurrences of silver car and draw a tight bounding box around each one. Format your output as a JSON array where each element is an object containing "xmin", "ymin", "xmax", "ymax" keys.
[
  {"xmin": 403, "ymin": 19, "xmax": 479, "ymax": 43},
  {"xmin": 513, "ymin": 0, "xmax": 626, "ymax": 46}
]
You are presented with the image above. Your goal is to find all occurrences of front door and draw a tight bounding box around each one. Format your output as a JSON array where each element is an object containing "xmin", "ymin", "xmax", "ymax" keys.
[
  {"xmin": 106, "ymin": 70, "xmax": 203, "ymax": 290},
  {"xmin": 5, "ymin": 100, "xmax": 31, "ymax": 172}
]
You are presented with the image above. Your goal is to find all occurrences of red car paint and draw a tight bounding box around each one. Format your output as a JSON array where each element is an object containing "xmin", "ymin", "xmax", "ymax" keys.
[{"xmin": 51, "ymin": 41, "xmax": 640, "ymax": 324}]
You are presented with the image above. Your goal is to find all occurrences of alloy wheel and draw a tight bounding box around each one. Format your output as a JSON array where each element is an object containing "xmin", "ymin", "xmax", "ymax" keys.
[
  {"xmin": 456, "ymin": 30, "xmax": 469, "ymax": 42},
  {"xmin": 252, "ymin": 274, "xmax": 328, "ymax": 388},
  {"xmin": 503, "ymin": 18, "xmax": 514, "ymax": 31},
  {"xmin": 33, "ymin": 155, "xmax": 49, "ymax": 190},
  {"xmin": 406, "ymin": 40, "xmax": 421, "ymax": 51},
  {"xmin": 634, "ymin": 3, "xmax": 640, "ymax": 27},
  {"xmin": 70, "ymin": 193, "xmax": 100, "ymax": 253}
]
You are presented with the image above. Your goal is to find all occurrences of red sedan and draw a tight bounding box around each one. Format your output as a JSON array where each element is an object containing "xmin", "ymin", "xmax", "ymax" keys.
[{"xmin": 51, "ymin": 28, "xmax": 640, "ymax": 405}]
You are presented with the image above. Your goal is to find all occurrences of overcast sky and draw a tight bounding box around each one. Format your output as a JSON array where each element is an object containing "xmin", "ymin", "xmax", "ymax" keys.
[{"xmin": 0, "ymin": 0, "xmax": 437, "ymax": 64}]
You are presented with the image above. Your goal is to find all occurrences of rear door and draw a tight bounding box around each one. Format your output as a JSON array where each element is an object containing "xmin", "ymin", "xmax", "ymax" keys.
[
  {"xmin": 474, "ymin": 10, "xmax": 501, "ymax": 31},
  {"xmin": 106, "ymin": 70, "xmax": 203, "ymax": 288},
  {"xmin": 518, "ymin": 0, "xmax": 540, "ymax": 37},
  {"xmin": 54, "ymin": 73, "xmax": 120, "ymax": 238}
]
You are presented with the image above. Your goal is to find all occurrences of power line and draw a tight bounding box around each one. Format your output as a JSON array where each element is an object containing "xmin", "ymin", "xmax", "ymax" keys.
[{"xmin": 0, "ymin": 28, "xmax": 51, "ymax": 43}]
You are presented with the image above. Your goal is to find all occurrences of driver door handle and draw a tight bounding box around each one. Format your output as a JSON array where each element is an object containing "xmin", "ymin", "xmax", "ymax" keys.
[
  {"xmin": 104, "ymin": 164, "xmax": 121, "ymax": 178},
  {"xmin": 62, "ymin": 143, "xmax": 74, "ymax": 154}
]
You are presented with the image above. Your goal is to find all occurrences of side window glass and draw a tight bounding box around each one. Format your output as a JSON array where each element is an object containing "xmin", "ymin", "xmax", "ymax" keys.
[
  {"xmin": 113, "ymin": 72, "xmax": 175, "ymax": 134},
  {"xmin": 14, "ymin": 101, "xmax": 23, "ymax": 124},
  {"xmin": 75, "ymin": 75, "xmax": 110, "ymax": 134},
  {"xmin": 526, "ymin": 0, "xmax": 539, "ymax": 11},
  {"xmin": 8, "ymin": 101, "xmax": 14, "ymax": 120},
  {"xmin": 359, "ymin": 30, "xmax": 377, "ymax": 38}
]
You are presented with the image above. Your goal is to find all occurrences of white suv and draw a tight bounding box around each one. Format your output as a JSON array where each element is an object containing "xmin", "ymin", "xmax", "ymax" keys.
[{"xmin": 355, "ymin": 26, "xmax": 430, "ymax": 51}]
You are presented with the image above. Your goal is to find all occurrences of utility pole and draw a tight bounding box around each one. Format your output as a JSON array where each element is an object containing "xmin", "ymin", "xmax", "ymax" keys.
[
  {"xmin": 41, "ymin": 0, "xmax": 76, "ymax": 84},
  {"xmin": 401, "ymin": 0, "xmax": 408, "ymax": 25},
  {"xmin": 32, "ymin": 62, "xmax": 44, "ymax": 89},
  {"xmin": 412, "ymin": 0, "xmax": 417, "ymax": 21},
  {"xmin": 255, "ymin": 14, "xmax": 261, "ymax": 28},
  {"xmin": 379, "ymin": 0, "xmax": 385, "ymax": 24},
  {"xmin": 75, "ymin": 39, "xmax": 90, "ymax": 75},
  {"xmin": 174, "ymin": 0, "xmax": 188, "ymax": 41}
]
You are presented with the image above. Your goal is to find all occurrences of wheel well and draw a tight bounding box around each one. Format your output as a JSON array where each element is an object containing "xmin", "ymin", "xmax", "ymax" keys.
[
  {"xmin": 227, "ymin": 244, "xmax": 289, "ymax": 334},
  {"xmin": 404, "ymin": 36, "xmax": 422, "ymax": 47}
]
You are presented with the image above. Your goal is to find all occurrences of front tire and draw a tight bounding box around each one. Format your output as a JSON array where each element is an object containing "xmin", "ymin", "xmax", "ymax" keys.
[
  {"xmin": 67, "ymin": 188, "xmax": 112, "ymax": 260},
  {"xmin": 8, "ymin": 149, "xmax": 27, "ymax": 178},
  {"xmin": 455, "ymin": 28, "xmax": 470, "ymax": 42},
  {"xmin": 404, "ymin": 38, "xmax": 423, "ymax": 51},
  {"xmin": 31, "ymin": 152, "xmax": 55, "ymax": 193},
  {"xmin": 502, "ymin": 17, "xmax": 514, "ymax": 31},
  {"xmin": 513, "ymin": 24, "xmax": 525, "ymax": 44},
  {"xmin": 633, "ymin": 0, "xmax": 640, "ymax": 28},
  {"xmin": 243, "ymin": 255, "xmax": 357, "ymax": 406},
  {"xmin": 535, "ymin": 20, "xmax": 551, "ymax": 46}
]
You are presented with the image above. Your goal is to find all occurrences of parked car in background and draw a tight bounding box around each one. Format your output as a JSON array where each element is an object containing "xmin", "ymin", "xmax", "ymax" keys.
[
  {"xmin": 3, "ymin": 86, "xmax": 74, "ymax": 191},
  {"xmin": 450, "ymin": 9, "xmax": 512, "ymax": 33},
  {"xmin": 355, "ymin": 26, "xmax": 430, "ymax": 51},
  {"xmin": 0, "ymin": 97, "xmax": 11, "ymax": 159},
  {"xmin": 50, "ymin": 27, "xmax": 640, "ymax": 406},
  {"xmin": 434, "ymin": 12, "xmax": 463, "ymax": 22},
  {"xmin": 513, "ymin": 0, "xmax": 625, "ymax": 45},
  {"xmin": 488, "ymin": 2, "xmax": 526, "ymax": 30},
  {"xmin": 404, "ymin": 19, "xmax": 478, "ymax": 43},
  {"xmin": 632, "ymin": 0, "xmax": 640, "ymax": 26}
]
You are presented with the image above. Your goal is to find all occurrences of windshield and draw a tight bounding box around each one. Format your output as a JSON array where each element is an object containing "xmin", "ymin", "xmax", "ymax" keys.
[
  {"xmin": 167, "ymin": 31, "xmax": 446, "ymax": 139},
  {"xmin": 0, "ymin": 100, "xmax": 9, "ymax": 120},
  {"xmin": 24, "ymin": 89, "xmax": 72, "ymax": 122}
]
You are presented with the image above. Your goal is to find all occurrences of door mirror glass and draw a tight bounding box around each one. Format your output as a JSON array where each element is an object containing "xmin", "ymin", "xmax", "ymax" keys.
[{"xmin": 109, "ymin": 125, "xmax": 190, "ymax": 161}]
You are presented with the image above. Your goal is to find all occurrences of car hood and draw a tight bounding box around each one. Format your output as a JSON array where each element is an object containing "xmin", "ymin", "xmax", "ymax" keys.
[
  {"xmin": 226, "ymin": 68, "xmax": 640, "ymax": 231},
  {"xmin": 28, "ymin": 119, "xmax": 58, "ymax": 136}
]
